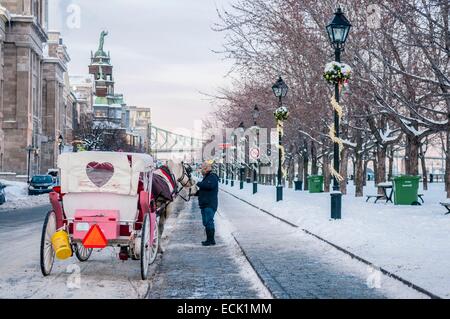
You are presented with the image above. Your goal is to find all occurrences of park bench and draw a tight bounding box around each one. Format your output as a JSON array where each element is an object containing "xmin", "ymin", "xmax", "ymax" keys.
[
  {"xmin": 440, "ymin": 202, "xmax": 450, "ymax": 215},
  {"xmin": 418, "ymin": 194, "xmax": 424, "ymax": 204},
  {"xmin": 366, "ymin": 193, "xmax": 424, "ymax": 204},
  {"xmin": 366, "ymin": 195, "xmax": 386, "ymax": 203}
]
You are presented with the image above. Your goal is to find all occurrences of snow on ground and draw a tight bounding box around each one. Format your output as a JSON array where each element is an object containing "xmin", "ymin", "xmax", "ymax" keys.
[
  {"xmin": 222, "ymin": 181, "xmax": 450, "ymax": 298},
  {"xmin": 218, "ymin": 193, "xmax": 427, "ymax": 299},
  {"xmin": 0, "ymin": 223, "xmax": 150, "ymax": 299},
  {"xmin": 0, "ymin": 179, "xmax": 48, "ymax": 211},
  {"xmin": 0, "ymin": 198, "xmax": 189, "ymax": 299}
]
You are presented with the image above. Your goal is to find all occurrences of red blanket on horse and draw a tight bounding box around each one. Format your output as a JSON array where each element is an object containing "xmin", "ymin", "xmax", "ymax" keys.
[{"xmin": 151, "ymin": 166, "xmax": 177, "ymax": 202}]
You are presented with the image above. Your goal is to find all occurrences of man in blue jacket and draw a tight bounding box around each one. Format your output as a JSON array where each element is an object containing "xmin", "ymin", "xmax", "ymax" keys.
[{"xmin": 196, "ymin": 160, "xmax": 219, "ymax": 246}]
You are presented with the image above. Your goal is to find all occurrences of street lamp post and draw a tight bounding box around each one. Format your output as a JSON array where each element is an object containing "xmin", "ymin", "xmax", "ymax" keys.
[
  {"xmin": 238, "ymin": 122, "xmax": 245, "ymax": 189},
  {"xmin": 326, "ymin": 7, "xmax": 352, "ymax": 219},
  {"xmin": 252, "ymin": 105, "xmax": 260, "ymax": 194},
  {"xmin": 272, "ymin": 77, "xmax": 289, "ymax": 202},
  {"xmin": 26, "ymin": 145, "xmax": 34, "ymax": 183}
]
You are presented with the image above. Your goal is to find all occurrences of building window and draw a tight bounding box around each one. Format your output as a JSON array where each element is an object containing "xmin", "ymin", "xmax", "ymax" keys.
[{"xmin": 95, "ymin": 110, "xmax": 107, "ymax": 118}]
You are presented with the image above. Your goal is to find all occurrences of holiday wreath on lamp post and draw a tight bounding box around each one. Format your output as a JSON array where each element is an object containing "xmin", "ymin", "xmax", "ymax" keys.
[
  {"xmin": 274, "ymin": 106, "xmax": 289, "ymax": 121},
  {"xmin": 323, "ymin": 61, "xmax": 352, "ymax": 88}
]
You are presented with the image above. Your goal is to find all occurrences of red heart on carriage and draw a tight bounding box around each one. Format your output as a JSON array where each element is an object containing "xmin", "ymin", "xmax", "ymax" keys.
[{"xmin": 86, "ymin": 162, "xmax": 114, "ymax": 188}]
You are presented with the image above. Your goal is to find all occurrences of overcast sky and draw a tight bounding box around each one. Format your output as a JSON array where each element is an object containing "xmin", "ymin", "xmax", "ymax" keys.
[{"xmin": 49, "ymin": 0, "xmax": 233, "ymax": 132}]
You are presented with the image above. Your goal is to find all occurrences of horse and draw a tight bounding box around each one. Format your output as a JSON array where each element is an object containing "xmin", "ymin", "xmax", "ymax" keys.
[{"xmin": 151, "ymin": 160, "xmax": 197, "ymax": 252}]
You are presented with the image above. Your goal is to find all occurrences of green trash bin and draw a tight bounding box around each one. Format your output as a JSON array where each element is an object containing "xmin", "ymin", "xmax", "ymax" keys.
[
  {"xmin": 308, "ymin": 175, "xmax": 324, "ymax": 193},
  {"xmin": 393, "ymin": 175, "xmax": 420, "ymax": 205}
]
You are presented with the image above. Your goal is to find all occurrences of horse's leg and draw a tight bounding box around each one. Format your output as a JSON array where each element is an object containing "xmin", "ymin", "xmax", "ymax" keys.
[{"xmin": 157, "ymin": 206, "xmax": 166, "ymax": 253}]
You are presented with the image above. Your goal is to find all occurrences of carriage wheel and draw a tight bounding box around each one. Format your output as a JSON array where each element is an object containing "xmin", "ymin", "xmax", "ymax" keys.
[
  {"xmin": 140, "ymin": 214, "xmax": 151, "ymax": 280},
  {"xmin": 148, "ymin": 215, "xmax": 159, "ymax": 265},
  {"xmin": 40, "ymin": 211, "xmax": 56, "ymax": 276},
  {"xmin": 74, "ymin": 243, "xmax": 93, "ymax": 262}
]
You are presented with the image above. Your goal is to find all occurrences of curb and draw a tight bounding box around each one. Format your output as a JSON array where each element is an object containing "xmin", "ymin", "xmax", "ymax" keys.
[{"xmin": 230, "ymin": 232, "xmax": 289, "ymax": 299}]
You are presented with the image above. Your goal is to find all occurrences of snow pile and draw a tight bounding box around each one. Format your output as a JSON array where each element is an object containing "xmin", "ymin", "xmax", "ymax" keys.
[
  {"xmin": 0, "ymin": 179, "xmax": 49, "ymax": 211},
  {"xmin": 222, "ymin": 181, "xmax": 450, "ymax": 298}
]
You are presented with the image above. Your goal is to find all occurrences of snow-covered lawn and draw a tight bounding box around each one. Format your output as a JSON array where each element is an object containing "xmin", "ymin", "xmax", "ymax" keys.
[
  {"xmin": 221, "ymin": 181, "xmax": 450, "ymax": 298},
  {"xmin": 0, "ymin": 180, "xmax": 49, "ymax": 211}
]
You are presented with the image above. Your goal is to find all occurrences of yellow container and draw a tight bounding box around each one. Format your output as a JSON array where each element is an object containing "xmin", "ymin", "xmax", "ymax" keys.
[{"xmin": 51, "ymin": 230, "xmax": 72, "ymax": 260}]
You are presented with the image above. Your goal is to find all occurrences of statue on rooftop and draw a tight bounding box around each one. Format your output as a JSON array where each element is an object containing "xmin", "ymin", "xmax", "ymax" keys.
[{"xmin": 98, "ymin": 30, "xmax": 108, "ymax": 52}]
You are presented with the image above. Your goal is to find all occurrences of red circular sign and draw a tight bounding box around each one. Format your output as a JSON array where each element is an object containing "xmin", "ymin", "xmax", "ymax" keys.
[{"xmin": 250, "ymin": 148, "xmax": 260, "ymax": 160}]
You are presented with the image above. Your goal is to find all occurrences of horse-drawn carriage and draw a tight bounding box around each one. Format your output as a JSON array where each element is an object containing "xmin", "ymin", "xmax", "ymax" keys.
[{"xmin": 40, "ymin": 151, "xmax": 159, "ymax": 280}]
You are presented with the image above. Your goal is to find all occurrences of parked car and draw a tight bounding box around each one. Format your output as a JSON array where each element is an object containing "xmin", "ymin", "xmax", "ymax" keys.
[
  {"xmin": 0, "ymin": 182, "xmax": 6, "ymax": 205},
  {"xmin": 28, "ymin": 175, "xmax": 54, "ymax": 196}
]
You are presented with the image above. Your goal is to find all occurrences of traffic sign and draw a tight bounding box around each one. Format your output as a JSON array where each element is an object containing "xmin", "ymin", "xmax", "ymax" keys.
[
  {"xmin": 250, "ymin": 147, "xmax": 260, "ymax": 160},
  {"xmin": 82, "ymin": 224, "xmax": 108, "ymax": 248}
]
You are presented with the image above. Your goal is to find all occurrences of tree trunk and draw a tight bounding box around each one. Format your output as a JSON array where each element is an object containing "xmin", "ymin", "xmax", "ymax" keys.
[
  {"xmin": 297, "ymin": 154, "xmax": 304, "ymax": 183},
  {"xmin": 311, "ymin": 142, "xmax": 318, "ymax": 175},
  {"xmin": 303, "ymin": 152, "xmax": 309, "ymax": 191},
  {"xmin": 405, "ymin": 135, "xmax": 420, "ymax": 175},
  {"xmin": 446, "ymin": 131, "xmax": 450, "ymax": 198},
  {"xmin": 388, "ymin": 148, "xmax": 394, "ymax": 181},
  {"xmin": 288, "ymin": 160, "xmax": 294, "ymax": 188},
  {"xmin": 355, "ymin": 153, "xmax": 364, "ymax": 197},
  {"xmin": 363, "ymin": 160, "xmax": 368, "ymax": 186},
  {"xmin": 419, "ymin": 146, "xmax": 428, "ymax": 191},
  {"xmin": 340, "ymin": 148, "xmax": 349, "ymax": 195},
  {"xmin": 352, "ymin": 157, "xmax": 356, "ymax": 185},
  {"xmin": 323, "ymin": 154, "xmax": 331, "ymax": 193},
  {"xmin": 373, "ymin": 157, "xmax": 378, "ymax": 191},
  {"xmin": 376, "ymin": 146, "xmax": 387, "ymax": 195}
]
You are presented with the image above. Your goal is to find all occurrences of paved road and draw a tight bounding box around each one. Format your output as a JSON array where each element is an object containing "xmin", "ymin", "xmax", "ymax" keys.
[
  {"xmin": 217, "ymin": 190, "xmax": 426, "ymax": 299},
  {"xmin": 0, "ymin": 204, "xmax": 51, "ymax": 229},
  {"xmin": 0, "ymin": 204, "xmax": 149, "ymax": 298},
  {"xmin": 147, "ymin": 200, "xmax": 266, "ymax": 299},
  {"xmin": 0, "ymin": 193, "xmax": 425, "ymax": 299}
]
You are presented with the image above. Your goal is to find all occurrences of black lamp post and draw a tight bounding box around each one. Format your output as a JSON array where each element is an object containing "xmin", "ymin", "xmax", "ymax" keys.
[
  {"xmin": 26, "ymin": 145, "xmax": 34, "ymax": 183},
  {"xmin": 222, "ymin": 130, "xmax": 226, "ymax": 184},
  {"xmin": 252, "ymin": 105, "xmax": 260, "ymax": 194},
  {"xmin": 326, "ymin": 7, "xmax": 351, "ymax": 219},
  {"xmin": 238, "ymin": 122, "xmax": 245, "ymax": 189},
  {"xmin": 58, "ymin": 135, "xmax": 64, "ymax": 154},
  {"xmin": 272, "ymin": 77, "xmax": 289, "ymax": 202}
]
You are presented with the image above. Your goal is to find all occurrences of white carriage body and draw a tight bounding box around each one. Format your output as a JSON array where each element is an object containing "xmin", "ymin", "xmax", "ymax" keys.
[{"xmin": 58, "ymin": 151, "xmax": 154, "ymax": 223}]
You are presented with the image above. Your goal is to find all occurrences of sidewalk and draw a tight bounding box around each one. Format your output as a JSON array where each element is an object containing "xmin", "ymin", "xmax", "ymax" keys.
[
  {"xmin": 147, "ymin": 200, "xmax": 267, "ymax": 299},
  {"xmin": 221, "ymin": 181, "xmax": 450, "ymax": 298}
]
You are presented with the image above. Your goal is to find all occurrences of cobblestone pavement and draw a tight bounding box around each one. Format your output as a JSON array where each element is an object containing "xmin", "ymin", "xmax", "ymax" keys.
[
  {"xmin": 147, "ymin": 199, "xmax": 264, "ymax": 299},
  {"xmin": 217, "ymin": 190, "xmax": 426, "ymax": 299}
]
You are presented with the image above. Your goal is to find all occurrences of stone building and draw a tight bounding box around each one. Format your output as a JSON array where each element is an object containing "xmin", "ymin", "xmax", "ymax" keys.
[
  {"xmin": 0, "ymin": 1, "xmax": 77, "ymax": 175},
  {"xmin": 40, "ymin": 31, "xmax": 71, "ymax": 171},
  {"xmin": 0, "ymin": 0, "xmax": 48, "ymax": 175},
  {"xmin": 0, "ymin": 6, "xmax": 10, "ymax": 170},
  {"xmin": 70, "ymin": 74, "xmax": 95, "ymax": 130},
  {"xmin": 123, "ymin": 106, "xmax": 151, "ymax": 153}
]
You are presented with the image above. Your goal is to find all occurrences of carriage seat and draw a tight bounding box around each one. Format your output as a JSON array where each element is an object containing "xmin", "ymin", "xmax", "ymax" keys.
[{"xmin": 63, "ymin": 193, "xmax": 139, "ymax": 222}]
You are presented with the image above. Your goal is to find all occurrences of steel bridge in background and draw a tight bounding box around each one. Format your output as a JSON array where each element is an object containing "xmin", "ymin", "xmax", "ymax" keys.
[{"xmin": 149, "ymin": 125, "xmax": 204, "ymax": 160}]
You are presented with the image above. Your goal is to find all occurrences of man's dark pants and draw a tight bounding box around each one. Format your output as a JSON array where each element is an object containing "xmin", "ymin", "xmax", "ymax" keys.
[{"xmin": 201, "ymin": 207, "xmax": 216, "ymax": 231}]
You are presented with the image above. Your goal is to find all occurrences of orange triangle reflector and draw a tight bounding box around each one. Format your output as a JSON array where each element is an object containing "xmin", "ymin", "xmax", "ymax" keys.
[{"xmin": 82, "ymin": 224, "xmax": 108, "ymax": 248}]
